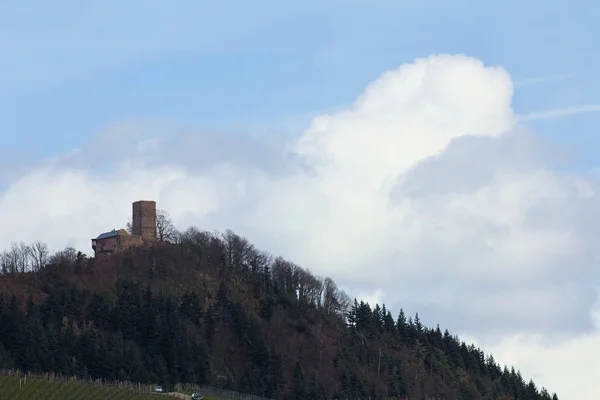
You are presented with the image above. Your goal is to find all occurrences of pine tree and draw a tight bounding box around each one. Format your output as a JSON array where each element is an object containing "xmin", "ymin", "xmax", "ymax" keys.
[
  {"xmin": 204, "ymin": 304, "xmax": 216, "ymax": 346},
  {"xmin": 373, "ymin": 304, "xmax": 383, "ymax": 332},
  {"xmin": 414, "ymin": 312, "xmax": 423, "ymax": 334},
  {"xmin": 291, "ymin": 362, "xmax": 306, "ymax": 400}
]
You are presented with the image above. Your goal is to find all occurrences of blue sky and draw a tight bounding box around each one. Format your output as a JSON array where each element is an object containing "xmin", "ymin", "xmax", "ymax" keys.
[{"xmin": 1, "ymin": 0, "xmax": 599, "ymax": 167}]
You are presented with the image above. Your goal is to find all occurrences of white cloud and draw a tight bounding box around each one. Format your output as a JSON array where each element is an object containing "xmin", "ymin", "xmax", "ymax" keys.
[
  {"xmin": 1, "ymin": 53, "xmax": 599, "ymax": 398},
  {"xmin": 465, "ymin": 306, "xmax": 600, "ymax": 399}
]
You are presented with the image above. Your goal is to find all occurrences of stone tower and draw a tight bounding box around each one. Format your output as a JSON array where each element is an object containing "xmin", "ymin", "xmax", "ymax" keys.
[{"xmin": 132, "ymin": 200, "xmax": 157, "ymax": 242}]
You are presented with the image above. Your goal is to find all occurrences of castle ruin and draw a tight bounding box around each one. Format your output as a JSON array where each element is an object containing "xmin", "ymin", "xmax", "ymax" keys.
[{"xmin": 91, "ymin": 200, "xmax": 157, "ymax": 256}]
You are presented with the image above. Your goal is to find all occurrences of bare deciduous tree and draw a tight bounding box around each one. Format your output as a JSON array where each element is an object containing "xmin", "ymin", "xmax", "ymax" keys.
[
  {"xmin": 272, "ymin": 257, "xmax": 293, "ymax": 294},
  {"xmin": 50, "ymin": 246, "xmax": 78, "ymax": 266},
  {"xmin": 125, "ymin": 218, "xmax": 133, "ymax": 234},
  {"xmin": 322, "ymin": 277, "xmax": 339, "ymax": 313},
  {"xmin": 156, "ymin": 209, "xmax": 178, "ymax": 242},
  {"xmin": 221, "ymin": 229, "xmax": 254, "ymax": 272},
  {"xmin": 321, "ymin": 277, "xmax": 350, "ymax": 316},
  {"xmin": 30, "ymin": 240, "xmax": 49, "ymax": 271},
  {"xmin": 6, "ymin": 241, "xmax": 33, "ymax": 273},
  {"xmin": 247, "ymin": 247, "xmax": 272, "ymax": 275},
  {"xmin": 179, "ymin": 226, "xmax": 214, "ymax": 248},
  {"xmin": 1, "ymin": 249, "xmax": 14, "ymax": 274},
  {"xmin": 297, "ymin": 268, "xmax": 323, "ymax": 305},
  {"xmin": 0, "ymin": 251, "xmax": 12, "ymax": 274},
  {"xmin": 312, "ymin": 319, "xmax": 327, "ymax": 368},
  {"xmin": 337, "ymin": 289, "xmax": 351, "ymax": 317}
]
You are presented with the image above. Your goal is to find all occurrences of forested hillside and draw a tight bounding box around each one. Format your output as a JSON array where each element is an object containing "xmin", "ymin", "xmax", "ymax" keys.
[{"xmin": 0, "ymin": 226, "xmax": 558, "ymax": 400}]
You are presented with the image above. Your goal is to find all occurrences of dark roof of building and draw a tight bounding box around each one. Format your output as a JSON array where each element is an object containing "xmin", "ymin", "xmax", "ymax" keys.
[{"xmin": 94, "ymin": 230, "xmax": 119, "ymax": 240}]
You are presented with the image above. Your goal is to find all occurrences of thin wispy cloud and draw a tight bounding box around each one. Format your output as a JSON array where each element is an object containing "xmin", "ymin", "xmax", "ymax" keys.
[
  {"xmin": 514, "ymin": 73, "xmax": 572, "ymax": 87},
  {"xmin": 518, "ymin": 104, "xmax": 600, "ymax": 121}
]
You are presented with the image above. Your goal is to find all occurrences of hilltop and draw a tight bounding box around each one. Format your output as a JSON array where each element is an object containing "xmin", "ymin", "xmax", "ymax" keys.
[{"xmin": 0, "ymin": 226, "xmax": 558, "ymax": 400}]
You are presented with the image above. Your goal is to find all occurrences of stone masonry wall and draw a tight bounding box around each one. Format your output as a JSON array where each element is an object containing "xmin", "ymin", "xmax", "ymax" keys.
[{"xmin": 132, "ymin": 200, "xmax": 157, "ymax": 242}]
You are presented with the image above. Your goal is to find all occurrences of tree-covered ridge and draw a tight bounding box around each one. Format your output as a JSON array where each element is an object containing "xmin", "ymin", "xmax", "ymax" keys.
[{"xmin": 0, "ymin": 226, "xmax": 558, "ymax": 400}]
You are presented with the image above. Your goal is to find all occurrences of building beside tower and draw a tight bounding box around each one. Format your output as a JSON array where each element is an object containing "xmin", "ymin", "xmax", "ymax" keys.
[{"xmin": 91, "ymin": 200, "xmax": 157, "ymax": 256}]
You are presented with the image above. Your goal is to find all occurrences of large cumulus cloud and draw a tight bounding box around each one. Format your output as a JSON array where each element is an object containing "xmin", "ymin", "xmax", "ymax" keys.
[{"xmin": 1, "ymin": 53, "xmax": 599, "ymax": 398}]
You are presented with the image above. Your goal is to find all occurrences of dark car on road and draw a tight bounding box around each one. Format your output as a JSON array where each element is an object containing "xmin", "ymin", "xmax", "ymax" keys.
[{"xmin": 191, "ymin": 393, "xmax": 203, "ymax": 400}]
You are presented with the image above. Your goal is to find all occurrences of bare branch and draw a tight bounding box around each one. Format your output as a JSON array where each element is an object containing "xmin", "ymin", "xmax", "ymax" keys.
[
  {"xmin": 30, "ymin": 240, "xmax": 49, "ymax": 271},
  {"xmin": 156, "ymin": 209, "xmax": 178, "ymax": 242},
  {"xmin": 50, "ymin": 246, "xmax": 77, "ymax": 266}
]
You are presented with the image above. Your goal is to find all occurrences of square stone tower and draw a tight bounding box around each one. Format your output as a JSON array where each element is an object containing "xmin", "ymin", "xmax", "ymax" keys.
[{"xmin": 132, "ymin": 200, "xmax": 157, "ymax": 242}]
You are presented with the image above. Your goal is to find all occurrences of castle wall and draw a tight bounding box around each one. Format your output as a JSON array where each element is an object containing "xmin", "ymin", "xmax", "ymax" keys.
[
  {"xmin": 119, "ymin": 234, "xmax": 144, "ymax": 251},
  {"xmin": 132, "ymin": 200, "xmax": 157, "ymax": 242},
  {"xmin": 94, "ymin": 236, "xmax": 118, "ymax": 255}
]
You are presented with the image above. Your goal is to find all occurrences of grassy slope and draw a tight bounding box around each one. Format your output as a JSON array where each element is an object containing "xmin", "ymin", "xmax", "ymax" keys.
[{"xmin": 0, "ymin": 375, "xmax": 205, "ymax": 400}]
